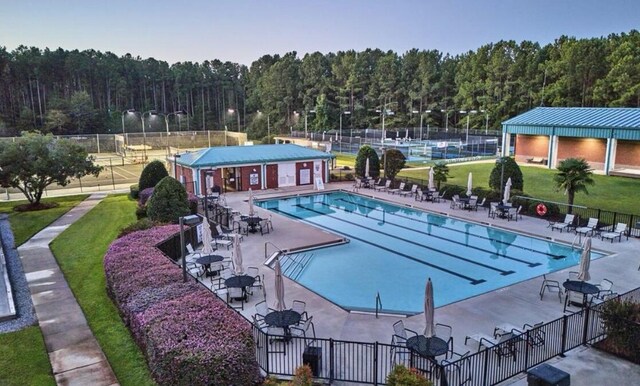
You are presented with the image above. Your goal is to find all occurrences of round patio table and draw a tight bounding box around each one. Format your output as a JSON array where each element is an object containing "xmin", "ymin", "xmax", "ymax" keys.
[
  {"xmin": 225, "ymin": 275, "xmax": 255, "ymax": 301},
  {"xmin": 563, "ymin": 280, "xmax": 599, "ymax": 312},
  {"xmin": 406, "ymin": 335, "xmax": 448, "ymax": 358},
  {"xmin": 194, "ymin": 255, "xmax": 224, "ymax": 277},
  {"xmin": 264, "ymin": 310, "xmax": 302, "ymax": 339}
]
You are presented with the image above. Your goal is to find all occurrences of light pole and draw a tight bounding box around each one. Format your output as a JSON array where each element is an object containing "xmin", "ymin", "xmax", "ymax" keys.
[
  {"xmin": 376, "ymin": 102, "xmax": 396, "ymax": 143},
  {"xmin": 121, "ymin": 109, "xmax": 136, "ymax": 156},
  {"xmin": 339, "ymin": 110, "xmax": 351, "ymax": 143},
  {"xmin": 304, "ymin": 109, "xmax": 316, "ymax": 138},
  {"xmin": 165, "ymin": 110, "xmax": 187, "ymax": 154},
  {"xmin": 460, "ymin": 110, "xmax": 478, "ymax": 144},
  {"xmin": 174, "ymin": 153, "xmax": 181, "ymax": 179},
  {"xmin": 257, "ymin": 110, "xmax": 270, "ymax": 142},
  {"xmin": 180, "ymin": 214, "xmax": 201, "ymax": 283},
  {"xmin": 141, "ymin": 110, "xmax": 158, "ymax": 163},
  {"xmin": 498, "ymin": 157, "xmax": 506, "ymax": 203},
  {"xmin": 440, "ymin": 109, "xmax": 449, "ymax": 132},
  {"xmin": 481, "ymin": 109, "xmax": 489, "ymax": 134},
  {"xmin": 412, "ymin": 109, "xmax": 431, "ymax": 140},
  {"xmin": 381, "ymin": 147, "xmax": 387, "ymax": 179},
  {"xmin": 204, "ymin": 170, "xmax": 215, "ymax": 221},
  {"xmin": 227, "ymin": 108, "xmax": 236, "ymax": 131}
]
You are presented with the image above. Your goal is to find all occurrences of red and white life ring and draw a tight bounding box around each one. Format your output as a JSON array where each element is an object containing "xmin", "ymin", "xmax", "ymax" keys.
[{"xmin": 536, "ymin": 203, "xmax": 547, "ymax": 216}]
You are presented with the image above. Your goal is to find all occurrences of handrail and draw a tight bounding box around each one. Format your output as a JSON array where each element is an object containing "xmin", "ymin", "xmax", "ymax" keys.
[
  {"xmin": 264, "ymin": 241, "xmax": 286, "ymax": 260},
  {"xmin": 375, "ymin": 291, "xmax": 382, "ymax": 319}
]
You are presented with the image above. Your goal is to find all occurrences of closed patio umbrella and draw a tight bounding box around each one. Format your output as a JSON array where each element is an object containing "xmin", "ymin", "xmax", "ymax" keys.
[
  {"xmin": 201, "ymin": 218, "xmax": 215, "ymax": 255},
  {"xmin": 577, "ymin": 237, "xmax": 591, "ymax": 281},
  {"xmin": 233, "ymin": 233, "xmax": 243, "ymax": 275},
  {"xmin": 274, "ymin": 259, "xmax": 286, "ymax": 311},
  {"xmin": 365, "ymin": 157, "xmax": 370, "ymax": 178},
  {"xmin": 248, "ymin": 188, "xmax": 255, "ymax": 217},
  {"xmin": 466, "ymin": 172, "xmax": 473, "ymax": 196},
  {"xmin": 428, "ymin": 167, "xmax": 435, "ymax": 191},
  {"xmin": 424, "ymin": 278, "xmax": 435, "ymax": 337},
  {"xmin": 503, "ymin": 177, "xmax": 512, "ymax": 204}
]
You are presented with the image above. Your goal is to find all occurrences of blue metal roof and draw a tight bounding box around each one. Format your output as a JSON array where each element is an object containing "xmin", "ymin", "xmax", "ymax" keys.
[
  {"xmin": 176, "ymin": 144, "xmax": 333, "ymax": 168},
  {"xmin": 503, "ymin": 107, "xmax": 640, "ymax": 129}
]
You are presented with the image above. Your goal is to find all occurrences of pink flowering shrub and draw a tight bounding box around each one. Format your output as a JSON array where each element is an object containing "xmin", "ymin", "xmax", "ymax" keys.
[
  {"xmin": 139, "ymin": 187, "xmax": 155, "ymax": 206},
  {"xmin": 104, "ymin": 224, "xmax": 259, "ymax": 385}
]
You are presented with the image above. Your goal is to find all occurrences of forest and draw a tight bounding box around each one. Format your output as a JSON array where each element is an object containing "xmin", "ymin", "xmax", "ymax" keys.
[{"xmin": 0, "ymin": 29, "xmax": 638, "ymax": 140}]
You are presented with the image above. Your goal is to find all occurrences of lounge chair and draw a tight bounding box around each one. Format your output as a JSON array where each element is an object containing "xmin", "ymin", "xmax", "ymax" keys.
[
  {"xmin": 374, "ymin": 180, "xmax": 391, "ymax": 192},
  {"xmin": 601, "ymin": 223, "xmax": 627, "ymax": 242},
  {"xmin": 388, "ymin": 182, "xmax": 406, "ymax": 195},
  {"xmin": 575, "ymin": 218, "xmax": 598, "ymax": 236},
  {"xmin": 551, "ymin": 214, "xmax": 576, "ymax": 232},
  {"xmin": 539, "ymin": 274, "xmax": 562, "ymax": 301},
  {"xmin": 399, "ymin": 184, "xmax": 418, "ymax": 197}
]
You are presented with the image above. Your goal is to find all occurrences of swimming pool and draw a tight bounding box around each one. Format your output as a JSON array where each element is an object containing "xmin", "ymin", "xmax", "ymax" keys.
[{"xmin": 258, "ymin": 191, "xmax": 604, "ymax": 314}]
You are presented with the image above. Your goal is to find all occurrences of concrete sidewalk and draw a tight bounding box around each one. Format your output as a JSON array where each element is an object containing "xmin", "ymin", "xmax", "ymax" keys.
[{"xmin": 18, "ymin": 193, "xmax": 118, "ymax": 386}]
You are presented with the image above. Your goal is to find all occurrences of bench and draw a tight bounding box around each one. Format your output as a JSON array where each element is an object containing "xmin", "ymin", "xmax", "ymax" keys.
[{"xmin": 527, "ymin": 157, "xmax": 547, "ymax": 165}]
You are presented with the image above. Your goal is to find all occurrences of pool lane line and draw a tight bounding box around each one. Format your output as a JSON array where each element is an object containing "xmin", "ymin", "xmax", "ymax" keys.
[
  {"xmin": 292, "ymin": 203, "xmax": 510, "ymax": 280},
  {"xmin": 323, "ymin": 201, "xmax": 540, "ymax": 268},
  {"xmin": 270, "ymin": 206, "xmax": 486, "ymax": 285},
  {"xmin": 335, "ymin": 197, "xmax": 566, "ymax": 261}
]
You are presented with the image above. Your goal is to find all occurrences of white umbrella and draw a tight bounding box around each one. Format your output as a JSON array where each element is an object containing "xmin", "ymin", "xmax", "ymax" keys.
[
  {"xmin": 466, "ymin": 172, "xmax": 473, "ymax": 196},
  {"xmin": 577, "ymin": 237, "xmax": 591, "ymax": 281},
  {"xmin": 428, "ymin": 167, "xmax": 435, "ymax": 191},
  {"xmin": 405, "ymin": 128, "xmax": 409, "ymax": 139},
  {"xmin": 423, "ymin": 278, "xmax": 435, "ymax": 337},
  {"xmin": 201, "ymin": 219, "xmax": 215, "ymax": 255},
  {"xmin": 274, "ymin": 259, "xmax": 286, "ymax": 311},
  {"xmin": 232, "ymin": 233, "xmax": 243, "ymax": 275},
  {"xmin": 248, "ymin": 188, "xmax": 255, "ymax": 217},
  {"xmin": 503, "ymin": 177, "xmax": 512, "ymax": 204},
  {"xmin": 365, "ymin": 157, "xmax": 370, "ymax": 178}
]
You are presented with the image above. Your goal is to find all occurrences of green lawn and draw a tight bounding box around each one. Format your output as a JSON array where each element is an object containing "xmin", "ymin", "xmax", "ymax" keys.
[
  {"xmin": 0, "ymin": 326, "xmax": 55, "ymax": 386},
  {"xmin": 0, "ymin": 195, "xmax": 88, "ymax": 246},
  {"xmin": 399, "ymin": 163, "xmax": 640, "ymax": 215},
  {"xmin": 50, "ymin": 194, "xmax": 154, "ymax": 386}
]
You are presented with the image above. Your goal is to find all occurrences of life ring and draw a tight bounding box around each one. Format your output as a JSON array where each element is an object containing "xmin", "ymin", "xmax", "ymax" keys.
[{"xmin": 536, "ymin": 203, "xmax": 547, "ymax": 216}]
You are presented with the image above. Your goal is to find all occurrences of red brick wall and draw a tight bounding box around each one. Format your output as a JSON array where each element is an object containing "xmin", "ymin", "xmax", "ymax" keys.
[
  {"xmin": 199, "ymin": 169, "xmax": 223, "ymax": 195},
  {"xmin": 514, "ymin": 135, "xmax": 549, "ymax": 163},
  {"xmin": 238, "ymin": 165, "xmax": 262, "ymax": 191},
  {"xmin": 177, "ymin": 166, "xmax": 194, "ymax": 194},
  {"xmin": 557, "ymin": 137, "xmax": 606, "ymax": 169},
  {"xmin": 266, "ymin": 165, "xmax": 278, "ymax": 189},
  {"xmin": 295, "ymin": 161, "xmax": 313, "ymax": 185},
  {"xmin": 615, "ymin": 140, "xmax": 640, "ymax": 168}
]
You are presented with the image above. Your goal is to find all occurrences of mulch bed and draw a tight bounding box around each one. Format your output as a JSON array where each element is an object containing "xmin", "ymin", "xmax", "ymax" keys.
[{"xmin": 13, "ymin": 202, "xmax": 59, "ymax": 212}]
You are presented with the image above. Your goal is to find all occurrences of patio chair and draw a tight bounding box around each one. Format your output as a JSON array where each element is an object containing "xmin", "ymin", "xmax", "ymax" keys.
[
  {"xmin": 399, "ymin": 184, "xmax": 418, "ymax": 197},
  {"xmin": 566, "ymin": 290, "xmax": 588, "ymax": 309},
  {"xmin": 601, "ymin": 223, "xmax": 627, "ymax": 242},
  {"xmin": 435, "ymin": 323, "xmax": 454, "ymax": 359},
  {"xmin": 568, "ymin": 271, "xmax": 579, "ymax": 281},
  {"xmin": 185, "ymin": 243, "xmax": 203, "ymax": 275},
  {"xmin": 430, "ymin": 191, "xmax": 441, "ymax": 203},
  {"xmin": 292, "ymin": 300, "xmax": 309, "ymax": 321},
  {"xmin": 353, "ymin": 178, "xmax": 363, "ymax": 191},
  {"xmin": 506, "ymin": 206, "xmax": 519, "ymax": 221},
  {"xmin": 477, "ymin": 197, "xmax": 486, "ymax": 210},
  {"xmin": 415, "ymin": 189, "xmax": 426, "ymax": 201},
  {"xmin": 441, "ymin": 351, "xmax": 472, "ymax": 385},
  {"xmin": 391, "ymin": 320, "xmax": 418, "ymax": 365},
  {"xmin": 494, "ymin": 322, "xmax": 545, "ymax": 347},
  {"xmin": 551, "ymin": 214, "xmax": 576, "ymax": 233},
  {"xmin": 594, "ymin": 279, "xmax": 614, "ymax": 301},
  {"xmin": 488, "ymin": 202, "xmax": 499, "ymax": 219},
  {"xmin": 258, "ymin": 218, "xmax": 271, "ymax": 235},
  {"xmin": 263, "ymin": 214, "xmax": 274, "ymax": 231},
  {"xmin": 247, "ymin": 267, "xmax": 263, "ymax": 295},
  {"xmin": 388, "ymin": 181, "xmax": 406, "ymax": 195},
  {"xmin": 290, "ymin": 316, "xmax": 316, "ymax": 341},
  {"xmin": 465, "ymin": 197, "xmax": 478, "ymax": 211},
  {"xmin": 215, "ymin": 223, "xmax": 242, "ymax": 242},
  {"xmin": 374, "ymin": 180, "xmax": 391, "ymax": 192},
  {"xmin": 575, "ymin": 217, "xmax": 598, "ymax": 237},
  {"xmin": 465, "ymin": 332, "xmax": 519, "ymax": 363},
  {"xmin": 539, "ymin": 274, "xmax": 562, "ymax": 301},
  {"xmin": 450, "ymin": 195, "xmax": 463, "ymax": 209}
]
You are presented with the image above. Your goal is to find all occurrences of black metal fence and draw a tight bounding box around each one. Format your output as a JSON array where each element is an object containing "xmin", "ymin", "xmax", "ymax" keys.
[{"xmin": 250, "ymin": 287, "xmax": 640, "ymax": 386}]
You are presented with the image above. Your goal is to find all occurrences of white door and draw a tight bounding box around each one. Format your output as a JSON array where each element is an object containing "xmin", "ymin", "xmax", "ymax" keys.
[{"xmin": 278, "ymin": 163, "xmax": 297, "ymax": 187}]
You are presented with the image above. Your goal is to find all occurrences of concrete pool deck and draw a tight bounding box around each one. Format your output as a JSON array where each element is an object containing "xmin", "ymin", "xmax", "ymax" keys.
[{"xmin": 196, "ymin": 182, "xmax": 640, "ymax": 382}]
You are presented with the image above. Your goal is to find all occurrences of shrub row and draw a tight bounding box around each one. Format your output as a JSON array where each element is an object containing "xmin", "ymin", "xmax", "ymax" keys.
[{"xmin": 104, "ymin": 225, "xmax": 260, "ymax": 385}]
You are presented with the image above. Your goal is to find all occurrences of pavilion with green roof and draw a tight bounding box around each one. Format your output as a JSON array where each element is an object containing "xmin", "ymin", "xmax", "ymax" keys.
[
  {"xmin": 172, "ymin": 144, "xmax": 334, "ymax": 194},
  {"xmin": 502, "ymin": 107, "xmax": 640, "ymax": 175}
]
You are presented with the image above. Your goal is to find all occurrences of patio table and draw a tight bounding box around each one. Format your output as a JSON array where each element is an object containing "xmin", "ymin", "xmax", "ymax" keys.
[
  {"xmin": 225, "ymin": 275, "xmax": 255, "ymax": 301},
  {"xmin": 406, "ymin": 335, "xmax": 448, "ymax": 358},
  {"xmin": 264, "ymin": 310, "xmax": 302, "ymax": 339},
  {"xmin": 563, "ymin": 280, "xmax": 599, "ymax": 312},
  {"xmin": 195, "ymin": 254, "xmax": 224, "ymax": 277},
  {"xmin": 241, "ymin": 215, "xmax": 263, "ymax": 233}
]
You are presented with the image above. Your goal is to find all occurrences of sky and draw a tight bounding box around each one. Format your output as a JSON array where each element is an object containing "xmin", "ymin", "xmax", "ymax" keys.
[{"xmin": 1, "ymin": 0, "xmax": 639, "ymax": 66}]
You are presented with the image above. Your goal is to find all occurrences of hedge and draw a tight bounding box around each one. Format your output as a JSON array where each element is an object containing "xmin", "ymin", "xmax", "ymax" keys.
[{"xmin": 104, "ymin": 225, "xmax": 260, "ymax": 385}]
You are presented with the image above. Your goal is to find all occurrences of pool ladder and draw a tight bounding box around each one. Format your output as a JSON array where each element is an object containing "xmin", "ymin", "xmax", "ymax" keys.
[{"xmin": 375, "ymin": 292, "xmax": 383, "ymax": 319}]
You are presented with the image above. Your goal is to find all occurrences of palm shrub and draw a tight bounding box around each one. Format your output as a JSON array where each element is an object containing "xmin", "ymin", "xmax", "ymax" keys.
[
  {"xmin": 489, "ymin": 157, "xmax": 523, "ymax": 191},
  {"xmin": 355, "ymin": 145, "xmax": 380, "ymax": 178},
  {"xmin": 553, "ymin": 158, "xmax": 595, "ymax": 212},
  {"xmin": 138, "ymin": 160, "xmax": 169, "ymax": 191},
  {"xmin": 147, "ymin": 177, "xmax": 190, "ymax": 223},
  {"xmin": 432, "ymin": 162, "xmax": 450, "ymax": 190}
]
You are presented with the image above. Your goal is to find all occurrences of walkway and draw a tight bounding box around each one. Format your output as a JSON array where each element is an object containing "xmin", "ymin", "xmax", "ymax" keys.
[{"xmin": 18, "ymin": 193, "xmax": 118, "ymax": 386}]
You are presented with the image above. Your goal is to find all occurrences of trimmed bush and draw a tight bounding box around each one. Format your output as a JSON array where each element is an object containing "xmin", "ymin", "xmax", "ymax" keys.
[
  {"xmin": 130, "ymin": 184, "xmax": 140, "ymax": 199},
  {"xmin": 138, "ymin": 160, "xmax": 169, "ymax": 191},
  {"xmin": 147, "ymin": 176, "xmax": 190, "ymax": 223},
  {"xmin": 355, "ymin": 145, "xmax": 381, "ymax": 178},
  {"xmin": 104, "ymin": 225, "xmax": 260, "ymax": 385},
  {"xmin": 489, "ymin": 157, "xmax": 524, "ymax": 191},
  {"xmin": 601, "ymin": 298, "xmax": 640, "ymax": 363},
  {"xmin": 386, "ymin": 365, "xmax": 432, "ymax": 386}
]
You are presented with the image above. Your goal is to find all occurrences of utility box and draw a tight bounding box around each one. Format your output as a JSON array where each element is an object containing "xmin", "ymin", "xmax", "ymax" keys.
[
  {"xmin": 527, "ymin": 364, "xmax": 570, "ymax": 386},
  {"xmin": 302, "ymin": 346, "xmax": 322, "ymax": 377}
]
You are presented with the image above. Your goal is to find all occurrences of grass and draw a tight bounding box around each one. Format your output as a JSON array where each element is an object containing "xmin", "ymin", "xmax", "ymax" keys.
[
  {"xmin": 0, "ymin": 195, "xmax": 88, "ymax": 246},
  {"xmin": 398, "ymin": 162, "xmax": 640, "ymax": 215},
  {"xmin": 49, "ymin": 194, "xmax": 154, "ymax": 386},
  {"xmin": 0, "ymin": 326, "xmax": 55, "ymax": 386}
]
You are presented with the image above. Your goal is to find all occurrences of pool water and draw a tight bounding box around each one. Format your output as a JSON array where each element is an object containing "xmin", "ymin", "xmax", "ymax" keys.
[{"xmin": 258, "ymin": 191, "xmax": 604, "ymax": 314}]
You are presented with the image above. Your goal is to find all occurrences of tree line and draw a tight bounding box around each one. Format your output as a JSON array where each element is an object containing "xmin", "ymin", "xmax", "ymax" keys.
[{"xmin": 1, "ymin": 29, "xmax": 638, "ymax": 140}]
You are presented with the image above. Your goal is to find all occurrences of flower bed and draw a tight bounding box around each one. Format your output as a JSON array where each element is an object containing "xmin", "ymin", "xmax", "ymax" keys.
[{"xmin": 104, "ymin": 224, "xmax": 259, "ymax": 385}]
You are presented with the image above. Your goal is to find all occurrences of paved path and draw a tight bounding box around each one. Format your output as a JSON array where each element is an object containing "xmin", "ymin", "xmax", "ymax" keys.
[{"xmin": 18, "ymin": 193, "xmax": 118, "ymax": 386}]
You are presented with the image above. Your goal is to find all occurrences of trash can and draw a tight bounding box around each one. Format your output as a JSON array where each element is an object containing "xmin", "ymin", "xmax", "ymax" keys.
[
  {"xmin": 527, "ymin": 364, "xmax": 570, "ymax": 386},
  {"xmin": 302, "ymin": 346, "xmax": 322, "ymax": 377}
]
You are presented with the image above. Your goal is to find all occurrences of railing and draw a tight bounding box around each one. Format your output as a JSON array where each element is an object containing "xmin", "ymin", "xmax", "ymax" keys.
[
  {"xmin": 375, "ymin": 292, "xmax": 383, "ymax": 319},
  {"xmin": 264, "ymin": 241, "xmax": 287, "ymax": 260},
  {"xmin": 251, "ymin": 286, "xmax": 639, "ymax": 385}
]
